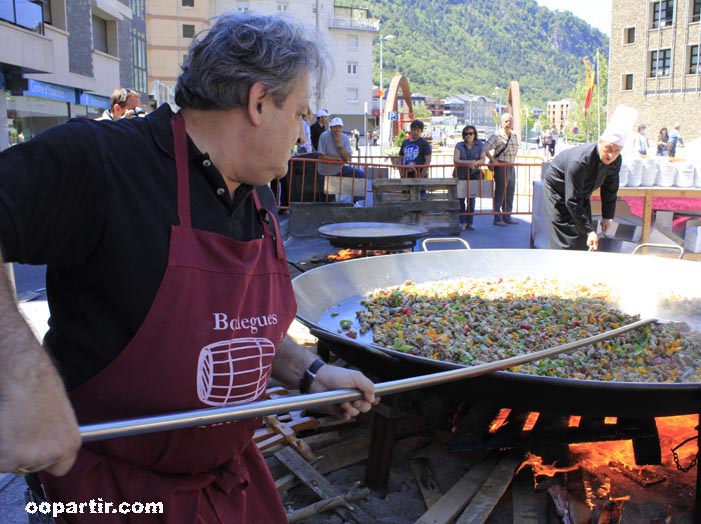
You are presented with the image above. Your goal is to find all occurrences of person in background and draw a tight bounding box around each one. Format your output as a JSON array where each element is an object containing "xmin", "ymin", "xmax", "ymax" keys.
[
  {"xmin": 317, "ymin": 117, "xmax": 365, "ymax": 202},
  {"xmin": 0, "ymin": 13, "xmax": 377, "ymax": 523},
  {"xmin": 399, "ymin": 119, "xmax": 432, "ymax": 178},
  {"xmin": 541, "ymin": 128, "xmax": 552, "ymax": 160},
  {"xmin": 485, "ymin": 112, "xmax": 520, "ymax": 225},
  {"xmin": 541, "ymin": 105, "xmax": 637, "ymax": 251},
  {"xmin": 95, "ymin": 87, "xmax": 143, "ymax": 121},
  {"xmin": 657, "ymin": 127, "xmax": 670, "ymax": 157},
  {"xmin": 453, "ymin": 124, "xmax": 486, "ymax": 231},
  {"xmin": 295, "ymin": 108, "xmax": 313, "ymax": 154},
  {"xmin": 669, "ymin": 123, "xmax": 684, "ymax": 158},
  {"xmin": 635, "ymin": 124, "xmax": 650, "ymax": 156},
  {"xmin": 548, "ymin": 127, "xmax": 557, "ymax": 159},
  {"xmin": 310, "ymin": 108, "xmax": 329, "ymax": 151}
]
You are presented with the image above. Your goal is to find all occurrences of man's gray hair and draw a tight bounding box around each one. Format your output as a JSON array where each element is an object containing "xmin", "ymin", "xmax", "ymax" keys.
[{"xmin": 175, "ymin": 12, "xmax": 326, "ymax": 110}]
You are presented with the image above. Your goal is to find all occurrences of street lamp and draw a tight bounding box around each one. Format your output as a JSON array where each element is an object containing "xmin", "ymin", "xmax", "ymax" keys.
[{"xmin": 379, "ymin": 33, "xmax": 395, "ymax": 155}]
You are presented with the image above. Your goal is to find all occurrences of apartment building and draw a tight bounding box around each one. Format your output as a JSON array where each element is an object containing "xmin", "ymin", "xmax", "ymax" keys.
[
  {"xmin": 546, "ymin": 99, "xmax": 577, "ymax": 135},
  {"xmin": 609, "ymin": 0, "xmax": 701, "ymax": 140},
  {"xmin": 1, "ymin": 0, "xmax": 145, "ymax": 150},
  {"xmin": 147, "ymin": 1, "xmax": 378, "ymax": 130}
]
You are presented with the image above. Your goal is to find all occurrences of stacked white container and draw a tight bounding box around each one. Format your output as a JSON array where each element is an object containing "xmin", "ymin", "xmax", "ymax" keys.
[
  {"xmin": 626, "ymin": 158, "xmax": 642, "ymax": 187},
  {"xmin": 657, "ymin": 161, "xmax": 676, "ymax": 187},
  {"xmin": 675, "ymin": 163, "xmax": 695, "ymax": 188},
  {"xmin": 641, "ymin": 158, "xmax": 658, "ymax": 186}
]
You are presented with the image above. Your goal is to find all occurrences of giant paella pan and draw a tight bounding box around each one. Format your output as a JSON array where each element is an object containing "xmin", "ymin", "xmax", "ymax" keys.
[{"xmin": 292, "ymin": 249, "xmax": 701, "ymax": 417}]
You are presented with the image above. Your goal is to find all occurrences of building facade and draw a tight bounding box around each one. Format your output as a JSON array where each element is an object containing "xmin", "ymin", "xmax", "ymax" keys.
[
  {"xmin": 609, "ymin": 0, "xmax": 701, "ymax": 144},
  {"xmin": 546, "ymin": 99, "xmax": 577, "ymax": 135},
  {"xmin": 147, "ymin": 1, "xmax": 378, "ymax": 131},
  {"xmin": 1, "ymin": 0, "xmax": 145, "ymax": 150},
  {"xmin": 443, "ymin": 94, "xmax": 495, "ymax": 132}
]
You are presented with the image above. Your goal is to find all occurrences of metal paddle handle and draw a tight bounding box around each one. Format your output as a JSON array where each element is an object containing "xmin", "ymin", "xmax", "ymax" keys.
[{"xmin": 80, "ymin": 318, "xmax": 655, "ymax": 442}]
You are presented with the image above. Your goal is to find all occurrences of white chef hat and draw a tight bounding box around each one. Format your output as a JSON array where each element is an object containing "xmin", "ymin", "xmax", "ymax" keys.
[{"xmin": 600, "ymin": 105, "xmax": 639, "ymax": 146}]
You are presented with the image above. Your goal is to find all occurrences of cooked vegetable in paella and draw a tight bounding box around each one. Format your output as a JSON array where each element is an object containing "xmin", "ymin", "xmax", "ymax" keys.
[{"xmin": 337, "ymin": 277, "xmax": 701, "ymax": 383}]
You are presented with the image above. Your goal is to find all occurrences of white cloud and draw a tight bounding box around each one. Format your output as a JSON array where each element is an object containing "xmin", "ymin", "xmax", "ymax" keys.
[{"xmin": 535, "ymin": 0, "xmax": 612, "ymax": 36}]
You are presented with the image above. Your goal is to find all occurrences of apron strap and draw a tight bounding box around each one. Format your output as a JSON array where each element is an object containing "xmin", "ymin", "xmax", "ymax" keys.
[
  {"xmin": 171, "ymin": 112, "xmax": 192, "ymax": 228},
  {"xmin": 252, "ymin": 190, "xmax": 285, "ymax": 261}
]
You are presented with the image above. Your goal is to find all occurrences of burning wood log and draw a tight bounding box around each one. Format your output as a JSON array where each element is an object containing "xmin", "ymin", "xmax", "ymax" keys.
[{"xmin": 608, "ymin": 460, "xmax": 666, "ymax": 487}]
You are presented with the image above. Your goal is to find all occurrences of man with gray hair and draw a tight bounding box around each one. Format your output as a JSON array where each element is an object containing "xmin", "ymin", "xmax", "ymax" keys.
[{"xmin": 0, "ymin": 13, "xmax": 377, "ymax": 523}]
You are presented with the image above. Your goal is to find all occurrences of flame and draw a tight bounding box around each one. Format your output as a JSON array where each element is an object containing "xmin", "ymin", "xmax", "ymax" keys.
[
  {"xmin": 327, "ymin": 248, "xmax": 362, "ymax": 261},
  {"xmin": 327, "ymin": 248, "xmax": 399, "ymax": 261},
  {"xmin": 488, "ymin": 408, "xmax": 511, "ymax": 433}
]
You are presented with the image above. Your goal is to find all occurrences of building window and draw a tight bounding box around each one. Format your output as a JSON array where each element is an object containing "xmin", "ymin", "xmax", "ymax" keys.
[
  {"xmin": 182, "ymin": 0, "xmax": 194, "ymax": 6},
  {"xmin": 92, "ymin": 15, "xmax": 108, "ymax": 53},
  {"xmin": 347, "ymin": 63, "xmax": 358, "ymax": 76},
  {"xmin": 650, "ymin": 48, "xmax": 672, "ymax": 76},
  {"xmin": 347, "ymin": 88, "xmax": 358, "ymax": 103},
  {"xmin": 690, "ymin": 45, "xmax": 699, "ymax": 74},
  {"xmin": 182, "ymin": 24, "xmax": 195, "ymax": 38},
  {"xmin": 624, "ymin": 27, "xmax": 636, "ymax": 43},
  {"xmin": 693, "ymin": 0, "xmax": 700, "ymax": 22},
  {"xmin": 652, "ymin": 1, "xmax": 674, "ymax": 28},
  {"xmin": 237, "ymin": 2, "xmax": 249, "ymax": 11},
  {"xmin": 623, "ymin": 74, "xmax": 634, "ymax": 90},
  {"xmin": 277, "ymin": 2, "xmax": 288, "ymax": 11}
]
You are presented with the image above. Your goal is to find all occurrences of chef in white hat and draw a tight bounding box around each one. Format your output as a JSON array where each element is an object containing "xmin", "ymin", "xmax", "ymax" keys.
[{"xmin": 541, "ymin": 105, "xmax": 638, "ymax": 251}]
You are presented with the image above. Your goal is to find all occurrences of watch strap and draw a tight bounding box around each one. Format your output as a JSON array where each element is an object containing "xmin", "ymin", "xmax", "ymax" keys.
[{"xmin": 299, "ymin": 358, "xmax": 326, "ymax": 394}]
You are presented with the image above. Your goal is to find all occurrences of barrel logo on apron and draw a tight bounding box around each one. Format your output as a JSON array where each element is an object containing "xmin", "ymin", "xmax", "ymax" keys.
[{"xmin": 197, "ymin": 338, "xmax": 275, "ymax": 406}]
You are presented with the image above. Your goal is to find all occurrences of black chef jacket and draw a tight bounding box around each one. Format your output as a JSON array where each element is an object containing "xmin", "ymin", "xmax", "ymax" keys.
[
  {"xmin": 542, "ymin": 142, "xmax": 621, "ymax": 250},
  {"xmin": 0, "ymin": 104, "xmax": 279, "ymax": 389}
]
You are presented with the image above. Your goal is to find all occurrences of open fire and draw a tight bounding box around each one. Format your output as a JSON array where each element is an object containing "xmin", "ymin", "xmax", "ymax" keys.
[{"xmin": 520, "ymin": 414, "xmax": 698, "ymax": 521}]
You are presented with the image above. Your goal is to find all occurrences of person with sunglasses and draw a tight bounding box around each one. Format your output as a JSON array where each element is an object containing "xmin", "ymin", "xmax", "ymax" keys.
[
  {"xmin": 453, "ymin": 125, "xmax": 486, "ymax": 230},
  {"xmin": 95, "ymin": 87, "xmax": 143, "ymax": 121},
  {"xmin": 0, "ymin": 13, "xmax": 377, "ymax": 523}
]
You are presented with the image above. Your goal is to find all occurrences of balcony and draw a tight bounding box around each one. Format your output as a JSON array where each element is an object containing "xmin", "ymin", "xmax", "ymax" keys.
[{"xmin": 329, "ymin": 16, "xmax": 379, "ymax": 32}]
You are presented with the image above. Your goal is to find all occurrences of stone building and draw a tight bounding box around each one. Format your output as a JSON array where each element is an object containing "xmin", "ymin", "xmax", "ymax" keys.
[{"xmin": 609, "ymin": 0, "xmax": 701, "ymax": 146}]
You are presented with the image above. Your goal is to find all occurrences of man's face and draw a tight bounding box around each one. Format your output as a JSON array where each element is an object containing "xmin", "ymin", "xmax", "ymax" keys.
[
  {"xmin": 319, "ymin": 115, "xmax": 329, "ymax": 126},
  {"xmin": 501, "ymin": 116, "xmax": 513, "ymax": 131},
  {"xmin": 262, "ymin": 75, "xmax": 311, "ymax": 181},
  {"xmin": 597, "ymin": 140, "xmax": 623, "ymax": 165},
  {"xmin": 114, "ymin": 94, "xmax": 141, "ymax": 118},
  {"xmin": 409, "ymin": 125, "xmax": 422, "ymax": 140}
]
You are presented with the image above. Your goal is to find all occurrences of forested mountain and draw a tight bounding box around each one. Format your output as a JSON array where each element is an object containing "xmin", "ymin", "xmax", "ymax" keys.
[{"xmin": 346, "ymin": 0, "xmax": 609, "ymax": 107}]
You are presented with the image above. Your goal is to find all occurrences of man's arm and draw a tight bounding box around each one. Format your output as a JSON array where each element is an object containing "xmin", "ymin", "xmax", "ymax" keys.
[
  {"xmin": 271, "ymin": 336, "xmax": 378, "ymax": 420},
  {"xmin": 0, "ymin": 258, "xmax": 81, "ymax": 476}
]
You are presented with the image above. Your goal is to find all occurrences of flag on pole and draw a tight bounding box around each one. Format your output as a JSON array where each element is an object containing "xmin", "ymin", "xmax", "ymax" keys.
[{"xmin": 583, "ymin": 55, "xmax": 596, "ymax": 112}]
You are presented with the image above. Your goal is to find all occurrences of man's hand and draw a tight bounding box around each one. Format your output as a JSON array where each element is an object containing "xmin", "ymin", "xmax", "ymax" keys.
[
  {"xmin": 0, "ymin": 343, "xmax": 81, "ymax": 476},
  {"xmin": 600, "ymin": 218, "xmax": 613, "ymax": 235},
  {"xmin": 0, "ymin": 266, "xmax": 81, "ymax": 477},
  {"xmin": 586, "ymin": 231, "xmax": 599, "ymax": 251},
  {"xmin": 309, "ymin": 365, "xmax": 379, "ymax": 420}
]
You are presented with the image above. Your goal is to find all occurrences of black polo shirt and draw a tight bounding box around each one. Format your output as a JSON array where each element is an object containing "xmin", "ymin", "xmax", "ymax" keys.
[{"xmin": 0, "ymin": 104, "xmax": 278, "ymax": 390}]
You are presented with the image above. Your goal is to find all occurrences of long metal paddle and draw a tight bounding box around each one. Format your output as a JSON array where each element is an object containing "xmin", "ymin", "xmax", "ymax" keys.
[{"xmin": 80, "ymin": 317, "xmax": 655, "ymax": 442}]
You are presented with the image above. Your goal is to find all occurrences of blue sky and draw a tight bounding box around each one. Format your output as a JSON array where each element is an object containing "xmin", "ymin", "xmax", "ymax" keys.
[{"xmin": 535, "ymin": 0, "xmax": 612, "ymax": 35}]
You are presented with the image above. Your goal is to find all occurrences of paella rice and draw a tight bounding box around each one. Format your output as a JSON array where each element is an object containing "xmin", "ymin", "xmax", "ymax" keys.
[{"xmin": 336, "ymin": 277, "xmax": 701, "ymax": 383}]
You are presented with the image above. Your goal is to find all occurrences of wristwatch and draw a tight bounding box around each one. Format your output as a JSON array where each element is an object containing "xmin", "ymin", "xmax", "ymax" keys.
[{"xmin": 299, "ymin": 358, "xmax": 326, "ymax": 394}]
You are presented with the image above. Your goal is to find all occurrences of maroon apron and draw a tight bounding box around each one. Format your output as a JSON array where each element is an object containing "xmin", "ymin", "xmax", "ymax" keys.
[{"xmin": 39, "ymin": 112, "xmax": 296, "ymax": 523}]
